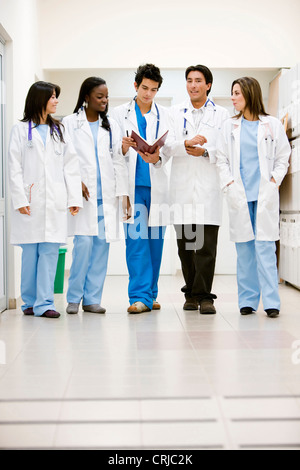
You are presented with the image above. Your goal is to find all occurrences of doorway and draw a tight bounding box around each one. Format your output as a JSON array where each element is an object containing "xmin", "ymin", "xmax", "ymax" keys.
[{"xmin": 0, "ymin": 39, "xmax": 7, "ymax": 312}]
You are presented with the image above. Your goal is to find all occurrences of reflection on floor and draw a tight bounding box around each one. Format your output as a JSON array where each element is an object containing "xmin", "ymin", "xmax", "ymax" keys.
[{"xmin": 0, "ymin": 274, "xmax": 300, "ymax": 450}]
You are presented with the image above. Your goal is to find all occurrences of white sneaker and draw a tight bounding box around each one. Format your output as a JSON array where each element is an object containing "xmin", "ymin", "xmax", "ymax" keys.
[{"xmin": 127, "ymin": 302, "xmax": 151, "ymax": 314}]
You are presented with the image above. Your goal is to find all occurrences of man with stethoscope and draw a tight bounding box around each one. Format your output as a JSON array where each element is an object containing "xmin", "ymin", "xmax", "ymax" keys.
[
  {"xmin": 163, "ymin": 65, "xmax": 229, "ymax": 315},
  {"xmin": 111, "ymin": 64, "xmax": 170, "ymax": 314}
]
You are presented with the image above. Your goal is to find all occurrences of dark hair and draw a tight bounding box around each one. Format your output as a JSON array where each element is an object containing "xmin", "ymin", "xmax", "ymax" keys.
[
  {"xmin": 231, "ymin": 77, "xmax": 268, "ymax": 120},
  {"xmin": 21, "ymin": 81, "xmax": 64, "ymax": 142},
  {"xmin": 74, "ymin": 77, "xmax": 110, "ymax": 132},
  {"xmin": 135, "ymin": 64, "xmax": 163, "ymax": 89},
  {"xmin": 185, "ymin": 65, "xmax": 213, "ymax": 96}
]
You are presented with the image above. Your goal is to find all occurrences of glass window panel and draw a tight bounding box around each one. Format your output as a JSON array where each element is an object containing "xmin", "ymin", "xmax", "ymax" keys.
[{"xmin": 0, "ymin": 216, "xmax": 4, "ymax": 298}]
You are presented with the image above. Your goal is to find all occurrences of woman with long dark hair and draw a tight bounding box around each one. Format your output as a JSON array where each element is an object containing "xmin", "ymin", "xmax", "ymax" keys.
[
  {"xmin": 216, "ymin": 77, "xmax": 290, "ymax": 318},
  {"xmin": 64, "ymin": 77, "xmax": 129, "ymax": 315},
  {"xmin": 8, "ymin": 81, "xmax": 82, "ymax": 318}
]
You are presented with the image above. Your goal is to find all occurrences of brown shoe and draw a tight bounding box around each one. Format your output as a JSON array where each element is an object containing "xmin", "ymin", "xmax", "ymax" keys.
[
  {"xmin": 127, "ymin": 302, "xmax": 151, "ymax": 314},
  {"xmin": 152, "ymin": 301, "xmax": 161, "ymax": 310},
  {"xmin": 199, "ymin": 300, "xmax": 216, "ymax": 315},
  {"xmin": 183, "ymin": 298, "xmax": 199, "ymax": 310}
]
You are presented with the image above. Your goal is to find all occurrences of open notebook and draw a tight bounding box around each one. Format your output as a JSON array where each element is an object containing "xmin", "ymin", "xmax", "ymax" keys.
[{"xmin": 130, "ymin": 130, "xmax": 169, "ymax": 155}]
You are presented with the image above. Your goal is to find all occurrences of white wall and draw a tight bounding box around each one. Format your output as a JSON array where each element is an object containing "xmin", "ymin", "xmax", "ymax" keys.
[
  {"xmin": 0, "ymin": 0, "xmax": 44, "ymax": 304},
  {"xmin": 45, "ymin": 68, "xmax": 278, "ymax": 117},
  {"xmin": 38, "ymin": 0, "xmax": 300, "ymax": 69}
]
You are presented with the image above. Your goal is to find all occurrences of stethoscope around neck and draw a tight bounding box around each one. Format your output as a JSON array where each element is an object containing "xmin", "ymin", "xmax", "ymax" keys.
[
  {"xmin": 183, "ymin": 98, "xmax": 216, "ymax": 136},
  {"xmin": 125, "ymin": 96, "xmax": 160, "ymax": 140},
  {"xmin": 76, "ymin": 106, "xmax": 113, "ymax": 157},
  {"xmin": 27, "ymin": 120, "xmax": 63, "ymax": 155}
]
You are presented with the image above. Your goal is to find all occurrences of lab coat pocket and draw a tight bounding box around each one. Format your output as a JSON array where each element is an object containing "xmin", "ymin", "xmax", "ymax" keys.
[
  {"xmin": 262, "ymin": 181, "xmax": 279, "ymax": 211},
  {"xmin": 226, "ymin": 183, "xmax": 244, "ymax": 211},
  {"xmin": 23, "ymin": 182, "xmax": 40, "ymax": 208},
  {"xmin": 54, "ymin": 182, "xmax": 68, "ymax": 212}
]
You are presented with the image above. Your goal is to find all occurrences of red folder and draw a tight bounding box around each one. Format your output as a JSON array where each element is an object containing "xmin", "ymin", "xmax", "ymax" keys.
[{"xmin": 130, "ymin": 130, "xmax": 169, "ymax": 155}]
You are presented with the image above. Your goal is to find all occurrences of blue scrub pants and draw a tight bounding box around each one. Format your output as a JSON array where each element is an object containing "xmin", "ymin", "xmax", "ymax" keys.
[
  {"xmin": 235, "ymin": 201, "xmax": 280, "ymax": 311},
  {"xmin": 124, "ymin": 186, "xmax": 165, "ymax": 310},
  {"xmin": 20, "ymin": 242, "xmax": 60, "ymax": 316},
  {"xmin": 67, "ymin": 202, "xmax": 110, "ymax": 306}
]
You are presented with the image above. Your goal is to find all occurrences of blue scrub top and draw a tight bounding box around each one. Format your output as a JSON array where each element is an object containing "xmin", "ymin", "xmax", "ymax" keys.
[
  {"xmin": 135, "ymin": 101, "xmax": 151, "ymax": 188},
  {"xmin": 36, "ymin": 124, "xmax": 48, "ymax": 146},
  {"xmin": 89, "ymin": 120, "xmax": 103, "ymax": 201},
  {"xmin": 240, "ymin": 118, "xmax": 261, "ymax": 202}
]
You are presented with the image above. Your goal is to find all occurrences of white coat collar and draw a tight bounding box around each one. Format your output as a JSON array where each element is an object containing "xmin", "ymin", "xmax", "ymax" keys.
[
  {"xmin": 126, "ymin": 98, "xmax": 159, "ymax": 133},
  {"xmin": 76, "ymin": 107, "xmax": 104, "ymax": 137},
  {"xmin": 231, "ymin": 115, "xmax": 273, "ymax": 143},
  {"xmin": 231, "ymin": 114, "xmax": 270, "ymax": 128},
  {"xmin": 180, "ymin": 98, "xmax": 215, "ymax": 127},
  {"xmin": 128, "ymin": 97, "xmax": 159, "ymax": 116}
]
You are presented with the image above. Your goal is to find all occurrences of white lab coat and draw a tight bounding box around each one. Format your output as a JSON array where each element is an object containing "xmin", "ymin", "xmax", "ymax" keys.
[
  {"xmin": 110, "ymin": 100, "xmax": 170, "ymax": 226},
  {"xmin": 216, "ymin": 115, "xmax": 291, "ymax": 242},
  {"xmin": 63, "ymin": 109, "xmax": 128, "ymax": 242},
  {"xmin": 162, "ymin": 100, "xmax": 229, "ymax": 225},
  {"xmin": 8, "ymin": 121, "xmax": 82, "ymax": 245}
]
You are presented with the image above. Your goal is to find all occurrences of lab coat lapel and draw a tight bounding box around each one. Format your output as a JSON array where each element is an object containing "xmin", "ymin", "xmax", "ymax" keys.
[
  {"xmin": 127, "ymin": 100, "xmax": 139, "ymax": 133},
  {"xmin": 145, "ymin": 101, "xmax": 160, "ymax": 141},
  {"xmin": 232, "ymin": 118, "xmax": 242, "ymax": 177},
  {"xmin": 76, "ymin": 108, "xmax": 94, "ymax": 141},
  {"xmin": 181, "ymin": 102, "xmax": 194, "ymax": 130}
]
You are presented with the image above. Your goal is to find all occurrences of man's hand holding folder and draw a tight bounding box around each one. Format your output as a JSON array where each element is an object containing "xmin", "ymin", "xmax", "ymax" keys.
[{"xmin": 125, "ymin": 130, "xmax": 169, "ymax": 164}]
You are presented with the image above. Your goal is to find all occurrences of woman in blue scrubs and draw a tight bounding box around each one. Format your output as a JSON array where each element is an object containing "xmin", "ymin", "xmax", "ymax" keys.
[
  {"xmin": 8, "ymin": 81, "xmax": 82, "ymax": 318},
  {"xmin": 217, "ymin": 77, "xmax": 290, "ymax": 317},
  {"xmin": 63, "ymin": 77, "xmax": 129, "ymax": 315}
]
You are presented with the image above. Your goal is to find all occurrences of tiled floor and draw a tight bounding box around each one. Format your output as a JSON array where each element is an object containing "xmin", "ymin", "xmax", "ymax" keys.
[{"xmin": 0, "ymin": 274, "xmax": 300, "ymax": 450}]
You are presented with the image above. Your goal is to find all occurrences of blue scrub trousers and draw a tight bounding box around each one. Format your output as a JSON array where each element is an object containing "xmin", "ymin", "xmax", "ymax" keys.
[
  {"xmin": 20, "ymin": 242, "xmax": 60, "ymax": 316},
  {"xmin": 124, "ymin": 186, "xmax": 165, "ymax": 310},
  {"xmin": 67, "ymin": 202, "xmax": 110, "ymax": 306},
  {"xmin": 235, "ymin": 201, "xmax": 280, "ymax": 311}
]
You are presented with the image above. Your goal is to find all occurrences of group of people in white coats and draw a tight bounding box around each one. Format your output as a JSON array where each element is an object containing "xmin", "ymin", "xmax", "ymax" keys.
[{"xmin": 8, "ymin": 64, "xmax": 291, "ymax": 320}]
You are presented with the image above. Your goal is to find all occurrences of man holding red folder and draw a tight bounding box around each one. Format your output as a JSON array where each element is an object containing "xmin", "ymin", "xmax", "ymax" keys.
[{"xmin": 111, "ymin": 64, "xmax": 170, "ymax": 314}]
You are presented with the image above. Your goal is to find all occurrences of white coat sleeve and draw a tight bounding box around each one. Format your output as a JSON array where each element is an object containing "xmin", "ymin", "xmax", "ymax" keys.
[
  {"xmin": 62, "ymin": 129, "xmax": 83, "ymax": 209},
  {"xmin": 160, "ymin": 109, "xmax": 188, "ymax": 161},
  {"xmin": 109, "ymin": 108, "xmax": 126, "ymax": 157},
  {"xmin": 8, "ymin": 125, "xmax": 29, "ymax": 210},
  {"xmin": 271, "ymin": 121, "xmax": 291, "ymax": 186},
  {"xmin": 215, "ymin": 122, "xmax": 235, "ymax": 190},
  {"xmin": 206, "ymin": 108, "xmax": 230, "ymax": 164},
  {"xmin": 111, "ymin": 121, "xmax": 129, "ymax": 197}
]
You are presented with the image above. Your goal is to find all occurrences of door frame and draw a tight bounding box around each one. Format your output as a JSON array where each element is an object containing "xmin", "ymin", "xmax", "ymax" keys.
[{"xmin": 0, "ymin": 38, "xmax": 7, "ymax": 312}]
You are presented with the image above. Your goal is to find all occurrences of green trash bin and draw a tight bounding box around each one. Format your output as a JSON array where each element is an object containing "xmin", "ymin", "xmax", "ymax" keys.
[{"xmin": 54, "ymin": 247, "xmax": 67, "ymax": 294}]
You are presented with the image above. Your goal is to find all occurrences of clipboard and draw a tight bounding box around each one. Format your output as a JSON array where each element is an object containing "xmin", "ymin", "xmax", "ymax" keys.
[{"xmin": 130, "ymin": 130, "xmax": 169, "ymax": 155}]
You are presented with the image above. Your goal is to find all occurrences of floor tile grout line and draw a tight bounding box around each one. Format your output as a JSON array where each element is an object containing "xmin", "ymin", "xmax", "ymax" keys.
[
  {"xmin": 0, "ymin": 418, "xmax": 219, "ymax": 425},
  {"xmin": 0, "ymin": 396, "xmax": 213, "ymax": 403},
  {"xmin": 214, "ymin": 395, "xmax": 239, "ymax": 451}
]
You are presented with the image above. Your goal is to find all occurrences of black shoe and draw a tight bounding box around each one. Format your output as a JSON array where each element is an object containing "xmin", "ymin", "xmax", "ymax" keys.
[
  {"xmin": 265, "ymin": 309, "xmax": 280, "ymax": 318},
  {"xmin": 23, "ymin": 307, "xmax": 34, "ymax": 316},
  {"xmin": 240, "ymin": 307, "xmax": 255, "ymax": 315},
  {"xmin": 183, "ymin": 297, "xmax": 199, "ymax": 311},
  {"xmin": 41, "ymin": 310, "xmax": 61, "ymax": 318},
  {"xmin": 199, "ymin": 300, "xmax": 216, "ymax": 315}
]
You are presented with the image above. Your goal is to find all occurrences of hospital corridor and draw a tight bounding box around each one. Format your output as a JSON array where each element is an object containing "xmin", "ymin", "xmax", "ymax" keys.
[
  {"xmin": 1, "ymin": 0, "xmax": 300, "ymax": 453},
  {"xmin": 0, "ymin": 273, "xmax": 300, "ymax": 449}
]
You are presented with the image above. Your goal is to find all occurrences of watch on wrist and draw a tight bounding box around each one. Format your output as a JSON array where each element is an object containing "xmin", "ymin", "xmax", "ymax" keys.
[{"xmin": 202, "ymin": 149, "xmax": 209, "ymax": 158}]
